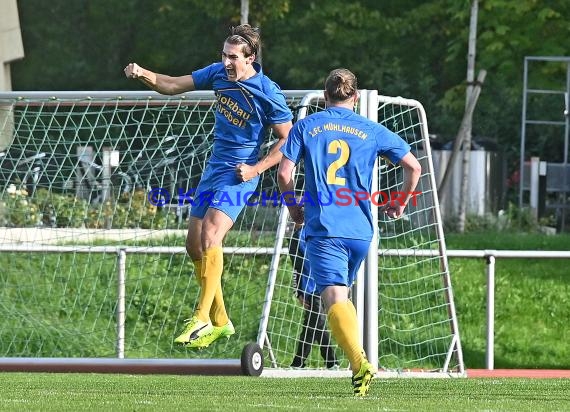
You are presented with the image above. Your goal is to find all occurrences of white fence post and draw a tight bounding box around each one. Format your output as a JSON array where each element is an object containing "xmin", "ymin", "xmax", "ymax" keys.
[
  {"xmin": 485, "ymin": 253, "xmax": 495, "ymax": 370},
  {"xmin": 116, "ymin": 248, "xmax": 126, "ymax": 359},
  {"xmin": 530, "ymin": 157, "xmax": 540, "ymax": 219}
]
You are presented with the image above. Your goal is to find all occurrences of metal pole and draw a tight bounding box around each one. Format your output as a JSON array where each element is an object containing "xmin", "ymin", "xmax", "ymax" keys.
[
  {"xmin": 485, "ymin": 254, "xmax": 495, "ymax": 370},
  {"xmin": 240, "ymin": 0, "xmax": 249, "ymax": 25},
  {"xmin": 116, "ymin": 248, "xmax": 126, "ymax": 359},
  {"xmin": 438, "ymin": 70, "xmax": 486, "ymax": 199},
  {"xmin": 562, "ymin": 62, "xmax": 570, "ymax": 230},
  {"xmin": 256, "ymin": 204, "xmax": 288, "ymax": 349},
  {"xmin": 365, "ymin": 90, "xmax": 379, "ymax": 369},
  {"xmin": 530, "ymin": 156, "xmax": 540, "ymax": 219},
  {"xmin": 353, "ymin": 90, "xmax": 368, "ymax": 347},
  {"xmin": 102, "ymin": 148, "xmax": 112, "ymax": 229},
  {"xmin": 520, "ymin": 58, "xmax": 529, "ymax": 209},
  {"xmin": 102, "ymin": 149, "xmax": 111, "ymax": 202}
]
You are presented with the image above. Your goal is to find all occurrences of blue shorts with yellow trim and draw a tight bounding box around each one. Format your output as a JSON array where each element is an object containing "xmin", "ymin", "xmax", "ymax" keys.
[{"xmin": 305, "ymin": 236, "xmax": 371, "ymax": 295}]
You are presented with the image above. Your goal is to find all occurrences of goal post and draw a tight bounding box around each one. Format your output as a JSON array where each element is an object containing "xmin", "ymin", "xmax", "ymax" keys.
[
  {"xmin": 0, "ymin": 89, "xmax": 464, "ymax": 377},
  {"xmin": 371, "ymin": 92, "xmax": 464, "ymax": 376},
  {"xmin": 0, "ymin": 90, "xmax": 313, "ymax": 373},
  {"xmin": 258, "ymin": 90, "xmax": 465, "ymax": 377}
]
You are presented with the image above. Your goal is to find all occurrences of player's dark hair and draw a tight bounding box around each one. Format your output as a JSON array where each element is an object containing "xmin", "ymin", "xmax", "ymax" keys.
[
  {"xmin": 325, "ymin": 68, "xmax": 358, "ymax": 102},
  {"xmin": 226, "ymin": 24, "xmax": 260, "ymax": 58}
]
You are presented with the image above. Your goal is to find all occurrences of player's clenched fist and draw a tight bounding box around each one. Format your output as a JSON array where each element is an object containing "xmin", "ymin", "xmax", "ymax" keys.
[
  {"xmin": 124, "ymin": 63, "xmax": 157, "ymax": 86},
  {"xmin": 124, "ymin": 63, "xmax": 142, "ymax": 79},
  {"xmin": 382, "ymin": 204, "xmax": 404, "ymax": 219},
  {"xmin": 235, "ymin": 163, "xmax": 259, "ymax": 182}
]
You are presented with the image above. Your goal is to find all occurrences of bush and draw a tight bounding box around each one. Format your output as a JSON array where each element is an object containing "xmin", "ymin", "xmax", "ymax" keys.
[
  {"xmin": 444, "ymin": 202, "xmax": 554, "ymax": 234},
  {"xmin": 0, "ymin": 186, "xmax": 181, "ymax": 229}
]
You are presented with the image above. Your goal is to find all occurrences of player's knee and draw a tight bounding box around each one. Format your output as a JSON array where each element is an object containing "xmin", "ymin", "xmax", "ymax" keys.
[{"xmin": 201, "ymin": 222, "xmax": 231, "ymax": 250}]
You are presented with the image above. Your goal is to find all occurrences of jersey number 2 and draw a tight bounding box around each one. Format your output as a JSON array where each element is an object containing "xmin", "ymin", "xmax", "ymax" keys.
[{"xmin": 326, "ymin": 139, "xmax": 350, "ymax": 185}]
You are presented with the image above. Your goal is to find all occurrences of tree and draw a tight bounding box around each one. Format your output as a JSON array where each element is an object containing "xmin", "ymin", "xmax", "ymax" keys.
[{"xmin": 10, "ymin": 0, "xmax": 570, "ymax": 181}]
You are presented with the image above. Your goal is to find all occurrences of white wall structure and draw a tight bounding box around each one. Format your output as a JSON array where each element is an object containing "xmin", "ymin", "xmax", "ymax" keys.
[
  {"xmin": 0, "ymin": 0, "xmax": 24, "ymax": 149},
  {"xmin": 433, "ymin": 149, "xmax": 504, "ymax": 219},
  {"xmin": 0, "ymin": 0, "xmax": 24, "ymax": 90}
]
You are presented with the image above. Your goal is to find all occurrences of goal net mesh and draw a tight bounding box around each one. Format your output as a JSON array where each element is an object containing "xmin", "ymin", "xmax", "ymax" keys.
[
  {"xmin": 0, "ymin": 91, "xmax": 307, "ymax": 360},
  {"xmin": 260, "ymin": 92, "xmax": 463, "ymax": 374},
  {"xmin": 0, "ymin": 90, "xmax": 463, "ymax": 376}
]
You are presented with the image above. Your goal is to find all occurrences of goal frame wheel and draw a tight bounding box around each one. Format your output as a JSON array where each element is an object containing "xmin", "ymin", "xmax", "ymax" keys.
[{"xmin": 240, "ymin": 342, "xmax": 264, "ymax": 376}]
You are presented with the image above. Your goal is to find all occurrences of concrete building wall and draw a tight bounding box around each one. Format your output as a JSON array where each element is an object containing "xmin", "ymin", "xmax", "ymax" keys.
[
  {"xmin": 0, "ymin": 0, "xmax": 24, "ymax": 89},
  {"xmin": 0, "ymin": 0, "xmax": 24, "ymax": 149}
]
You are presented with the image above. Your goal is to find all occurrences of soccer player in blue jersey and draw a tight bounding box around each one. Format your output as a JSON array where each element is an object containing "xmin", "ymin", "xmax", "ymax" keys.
[
  {"xmin": 277, "ymin": 68, "xmax": 421, "ymax": 395},
  {"xmin": 125, "ymin": 24, "xmax": 293, "ymax": 348}
]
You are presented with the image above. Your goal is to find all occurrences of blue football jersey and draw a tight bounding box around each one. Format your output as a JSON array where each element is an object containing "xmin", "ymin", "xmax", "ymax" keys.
[
  {"xmin": 192, "ymin": 62, "xmax": 293, "ymax": 166},
  {"xmin": 281, "ymin": 106, "xmax": 410, "ymax": 240}
]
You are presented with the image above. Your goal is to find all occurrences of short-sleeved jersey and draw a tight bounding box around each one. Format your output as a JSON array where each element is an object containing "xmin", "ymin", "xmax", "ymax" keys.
[
  {"xmin": 192, "ymin": 62, "xmax": 293, "ymax": 166},
  {"xmin": 281, "ymin": 106, "xmax": 410, "ymax": 240}
]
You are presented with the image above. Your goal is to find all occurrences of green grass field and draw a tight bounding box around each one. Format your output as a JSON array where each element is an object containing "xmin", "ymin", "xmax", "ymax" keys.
[
  {"xmin": 1, "ymin": 373, "xmax": 569, "ymax": 411},
  {"xmin": 447, "ymin": 232, "xmax": 570, "ymax": 369},
  {"xmin": 2, "ymin": 231, "xmax": 570, "ymax": 411}
]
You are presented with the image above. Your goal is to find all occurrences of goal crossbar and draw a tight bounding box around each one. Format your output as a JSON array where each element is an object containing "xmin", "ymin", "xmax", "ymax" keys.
[
  {"xmin": 0, "ymin": 89, "xmax": 464, "ymax": 377},
  {"xmin": 257, "ymin": 90, "xmax": 465, "ymax": 377}
]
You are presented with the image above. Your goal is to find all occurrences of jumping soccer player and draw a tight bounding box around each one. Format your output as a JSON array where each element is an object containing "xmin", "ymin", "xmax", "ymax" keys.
[{"xmin": 125, "ymin": 24, "xmax": 293, "ymax": 349}]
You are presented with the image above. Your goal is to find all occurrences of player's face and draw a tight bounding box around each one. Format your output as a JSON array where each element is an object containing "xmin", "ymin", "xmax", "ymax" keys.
[{"xmin": 222, "ymin": 42, "xmax": 254, "ymax": 82}]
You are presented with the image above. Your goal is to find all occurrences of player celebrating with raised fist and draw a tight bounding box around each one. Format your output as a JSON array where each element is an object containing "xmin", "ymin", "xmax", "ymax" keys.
[
  {"xmin": 277, "ymin": 68, "xmax": 421, "ymax": 396},
  {"xmin": 125, "ymin": 24, "xmax": 293, "ymax": 349}
]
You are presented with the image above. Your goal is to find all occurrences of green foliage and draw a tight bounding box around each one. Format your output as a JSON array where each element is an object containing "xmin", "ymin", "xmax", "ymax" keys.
[
  {"xmin": 11, "ymin": 0, "xmax": 570, "ymax": 181},
  {"xmin": 0, "ymin": 186, "xmax": 42, "ymax": 226},
  {"xmin": 444, "ymin": 202, "xmax": 560, "ymax": 234},
  {"xmin": 0, "ymin": 187, "xmax": 181, "ymax": 229},
  {"xmin": 34, "ymin": 188, "xmax": 91, "ymax": 228}
]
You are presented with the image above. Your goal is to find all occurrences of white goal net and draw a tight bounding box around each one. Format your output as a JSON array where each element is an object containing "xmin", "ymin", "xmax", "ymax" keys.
[
  {"xmin": 259, "ymin": 91, "xmax": 464, "ymax": 377},
  {"xmin": 0, "ymin": 91, "xmax": 308, "ymax": 365},
  {"xmin": 0, "ymin": 89, "xmax": 464, "ymax": 377}
]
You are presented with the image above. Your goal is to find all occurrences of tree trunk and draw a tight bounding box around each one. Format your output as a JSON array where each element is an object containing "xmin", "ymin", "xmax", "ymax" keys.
[{"xmin": 458, "ymin": 0, "xmax": 479, "ymax": 233}]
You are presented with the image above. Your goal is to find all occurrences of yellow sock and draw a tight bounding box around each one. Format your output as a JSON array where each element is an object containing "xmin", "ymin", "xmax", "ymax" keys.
[
  {"xmin": 192, "ymin": 259, "xmax": 203, "ymax": 285},
  {"xmin": 328, "ymin": 301, "xmax": 365, "ymax": 374},
  {"xmin": 195, "ymin": 246, "xmax": 224, "ymax": 323},
  {"xmin": 192, "ymin": 259, "xmax": 204, "ymax": 314},
  {"xmin": 193, "ymin": 257, "xmax": 229, "ymax": 326},
  {"xmin": 210, "ymin": 286, "xmax": 229, "ymax": 327}
]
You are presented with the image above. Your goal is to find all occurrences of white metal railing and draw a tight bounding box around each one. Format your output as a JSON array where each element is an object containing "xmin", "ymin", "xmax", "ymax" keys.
[
  {"xmin": 383, "ymin": 248, "xmax": 570, "ymax": 370},
  {"xmin": 1, "ymin": 244, "xmax": 568, "ymax": 369}
]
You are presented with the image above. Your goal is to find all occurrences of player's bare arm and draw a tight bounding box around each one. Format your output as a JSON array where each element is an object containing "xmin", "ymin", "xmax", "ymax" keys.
[
  {"xmin": 382, "ymin": 152, "xmax": 422, "ymax": 218},
  {"xmin": 124, "ymin": 63, "xmax": 195, "ymax": 95},
  {"xmin": 277, "ymin": 156, "xmax": 304, "ymax": 224},
  {"xmin": 236, "ymin": 121, "xmax": 293, "ymax": 182}
]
